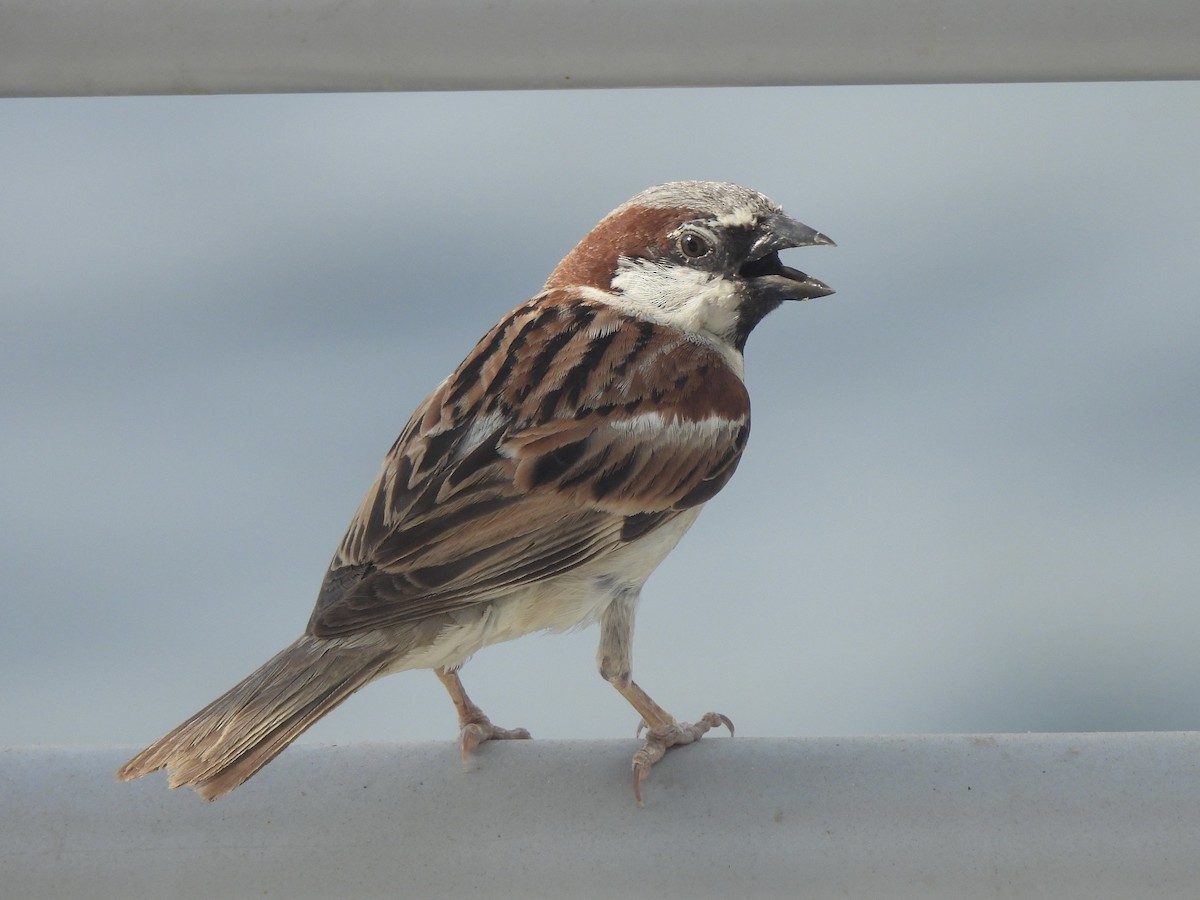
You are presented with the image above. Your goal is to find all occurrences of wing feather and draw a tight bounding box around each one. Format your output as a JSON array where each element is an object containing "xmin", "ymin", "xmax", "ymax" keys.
[{"xmin": 308, "ymin": 293, "xmax": 750, "ymax": 638}]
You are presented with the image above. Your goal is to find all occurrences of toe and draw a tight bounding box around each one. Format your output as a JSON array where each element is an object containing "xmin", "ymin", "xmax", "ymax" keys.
[
  {"xmin": 494, "ymin": 726, "xmax": 532, "ymax": 741},
  {"xmin": 627, "ymin": 711, "xmax": 735, "ymax": 805},
  {"xmin": 459, "ymin": 720, "xmax": 532, "ymax": 767}
]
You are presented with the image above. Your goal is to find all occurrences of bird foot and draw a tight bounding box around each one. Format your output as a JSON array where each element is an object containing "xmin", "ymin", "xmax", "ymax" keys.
[
  {"xmin": 458, "ymin": 716, "xmax": 532, "ymax": 769},
  {"xmin": 632, "ymin": 712, "xmax": 734, "ymax": 805}
]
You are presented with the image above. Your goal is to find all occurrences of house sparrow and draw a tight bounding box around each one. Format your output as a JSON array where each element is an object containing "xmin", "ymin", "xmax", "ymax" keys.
[{"xmin": 117, "ymin": 180, "xmax": 834, "ymax": 804}]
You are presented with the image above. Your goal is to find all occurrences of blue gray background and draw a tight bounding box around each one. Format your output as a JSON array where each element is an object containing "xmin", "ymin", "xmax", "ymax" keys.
[{"xmin": 3, "ymin": 83, "xmax": 1198, "ymax": 751}]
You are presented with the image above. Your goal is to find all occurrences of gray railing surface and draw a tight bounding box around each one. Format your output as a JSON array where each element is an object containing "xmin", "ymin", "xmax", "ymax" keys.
[
  {"xmin": 4, "ymin": 734, "xmax": 1200, "ymax": 899},
  {"xmin": 2, "ymin": 0, "xmax": 1199, "ymax": 97}
]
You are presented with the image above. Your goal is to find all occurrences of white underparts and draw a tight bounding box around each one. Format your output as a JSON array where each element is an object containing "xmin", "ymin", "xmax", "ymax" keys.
[{"xmin": 386, "ymin": 506, "xmax": 705, "ymax": 674}]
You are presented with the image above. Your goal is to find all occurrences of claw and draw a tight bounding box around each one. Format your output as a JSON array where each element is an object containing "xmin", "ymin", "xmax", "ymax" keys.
[
  {"xmin": 710, "ymin": 713, "xmax": 735, "ymax": 737},
  {"xmin": 632, "ymin": 738, "xmax": 672, "ymax": 806},
  {"xmin": 629, "ymin": 711, "xmax": 734, "ymax": 806}
]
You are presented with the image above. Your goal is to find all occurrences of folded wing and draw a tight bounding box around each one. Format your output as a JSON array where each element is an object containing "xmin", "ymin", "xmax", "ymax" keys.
[{"xmin": 308, "ymin": 293, "xmax": 750, "ymax": 638}]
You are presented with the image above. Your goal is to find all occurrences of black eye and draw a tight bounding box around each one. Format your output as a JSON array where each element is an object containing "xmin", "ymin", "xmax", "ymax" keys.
[{"xmin": 678, "ymin": 230, "xmax": 712, "ymax": 260}]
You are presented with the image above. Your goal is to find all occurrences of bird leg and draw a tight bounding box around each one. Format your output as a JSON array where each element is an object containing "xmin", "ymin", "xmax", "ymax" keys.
[
  {"xmin": 611, "ymin": 678, "xmax": 734, "ymax": 805},
  {"xmin": 435, "ymin": 667, "xmax": 531, "ymax": 768},
  {"xmin": 597, "ymin": 590, "xmax": 733, "ymax": 805}
]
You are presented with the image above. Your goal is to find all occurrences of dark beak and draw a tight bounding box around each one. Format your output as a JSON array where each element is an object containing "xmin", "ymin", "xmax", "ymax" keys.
[{"xmin": 741, "ymin": 213, "xmax": 836, "ymax": 302}]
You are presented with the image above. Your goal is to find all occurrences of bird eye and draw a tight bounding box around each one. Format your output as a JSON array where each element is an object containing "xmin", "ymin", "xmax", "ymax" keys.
[{"xmin": 678, "ymin": 230, "xmax": 712, "ymax": 260}]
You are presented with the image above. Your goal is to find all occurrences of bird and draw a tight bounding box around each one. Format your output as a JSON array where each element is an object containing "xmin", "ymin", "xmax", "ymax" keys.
[{"xmin": 117, "ymin": 180, "xmax": 834, "ymax": 804}]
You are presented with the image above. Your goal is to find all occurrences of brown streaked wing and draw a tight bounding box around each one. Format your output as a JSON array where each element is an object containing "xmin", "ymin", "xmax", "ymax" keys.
[{"xmin": 307, "ymin": 294, "xmax": 750, "ymax": 638}]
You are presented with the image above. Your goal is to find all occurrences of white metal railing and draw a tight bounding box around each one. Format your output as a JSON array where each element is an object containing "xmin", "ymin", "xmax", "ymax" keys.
[
  {"xmin": 1, "ymin": 0, "xmax": 1198, "ymax": 97},
  {"xmin": 5, "ymin": 734, "xmax": 1200, "ymax": 898}
]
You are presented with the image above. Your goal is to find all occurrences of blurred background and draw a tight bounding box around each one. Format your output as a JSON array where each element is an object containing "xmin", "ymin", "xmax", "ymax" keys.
[{"xmin": 2, "ymin": 82, "xmax": 1198, "ymax": 751}]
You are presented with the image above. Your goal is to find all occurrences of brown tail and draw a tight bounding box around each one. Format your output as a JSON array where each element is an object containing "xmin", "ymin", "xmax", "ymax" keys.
[{"xmin": 117, "ymin": 635, "xmax": 392, "ymax": 800}]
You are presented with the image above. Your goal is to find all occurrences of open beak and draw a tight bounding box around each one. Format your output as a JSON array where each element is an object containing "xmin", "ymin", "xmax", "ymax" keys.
[{"xmin": 741, "ymin": 213, "xmax": 836, "ymax": 302}]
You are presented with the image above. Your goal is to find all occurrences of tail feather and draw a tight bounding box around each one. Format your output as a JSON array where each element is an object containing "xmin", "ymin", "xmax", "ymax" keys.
[{"xmin": 117, "ymin": 635, "xmax": 391, "ymax": 800}]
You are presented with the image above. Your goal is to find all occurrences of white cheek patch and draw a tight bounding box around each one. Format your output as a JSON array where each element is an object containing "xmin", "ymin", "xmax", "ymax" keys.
[{"xmin": 609, "ymin": 259, "xmax": 741, "ymax": 343}]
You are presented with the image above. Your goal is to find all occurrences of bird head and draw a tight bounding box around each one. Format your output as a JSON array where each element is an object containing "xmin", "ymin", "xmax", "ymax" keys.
[{"xmin": 545, "ymin": 181, "xmax": 834, "ymax": 352}]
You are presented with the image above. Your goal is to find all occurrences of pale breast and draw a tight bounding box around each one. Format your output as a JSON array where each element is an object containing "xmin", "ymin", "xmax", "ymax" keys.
[{"xmin": 390, "ymin": 506, "xmax": 705, "ymax": 672}]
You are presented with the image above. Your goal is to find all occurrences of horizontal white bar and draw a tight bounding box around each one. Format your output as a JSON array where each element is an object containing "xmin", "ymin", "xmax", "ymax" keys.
[
  {"xmin": 5, "ymin": 734, "xmax": 1200, "ymax": 898},
  {"xmin": 1, "ymin": 0, "xmax": 1198, "ymax": 97}
]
